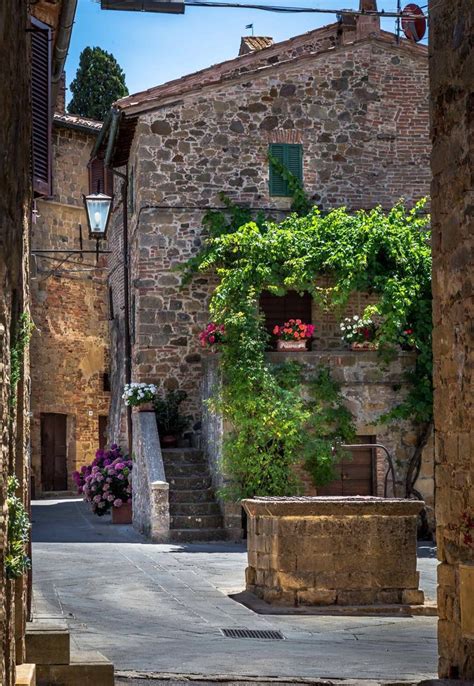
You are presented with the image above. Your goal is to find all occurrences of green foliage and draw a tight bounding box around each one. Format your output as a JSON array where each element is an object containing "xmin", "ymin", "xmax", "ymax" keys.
[
  {"xmin": 10, "ymin": 312, "xmax": 34, "ymax": 410},
  {"xmin": 183, "ymin": 197, "xmax": 431, "ymax": 499},
  {"xmin": 68, "ymin": 46, "xmax": 128, "ymax": 121},
  {"xmin": 154, "ymin": 389, "xmax": 191, "ymax": 435},
  {"xmin": 303, "ymin": 367, "xmax": 356, "ymax": 486},
  {"xmin": 6, "ymin": 477, "xmax": 31, "ymax": 580}
]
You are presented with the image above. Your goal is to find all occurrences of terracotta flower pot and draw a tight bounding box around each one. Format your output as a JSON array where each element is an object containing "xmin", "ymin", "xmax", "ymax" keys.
[
  {"xmin": 111, "ymin": 501, "xmax": 132, "ymax": 524},
  {"xmin": 133, "ymin": 401, "xmax": 155, "ymax": 412},
  {"xmin": 276, "ymin": 339, "xmax": 308, "ymax": 352},
  {"xmin": 161, "ymin": 434, "xmax": 179, "ymax": 449},
  {"xmin": 350, "ymin": 341, "xmax": 378, "ymax": 351}
]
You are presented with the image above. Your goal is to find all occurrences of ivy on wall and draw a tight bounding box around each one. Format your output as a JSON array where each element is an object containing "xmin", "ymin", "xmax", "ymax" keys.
[
  {"xmin": 9, "ymin": 312, "xmax": 34, "ymax": 410},
  {"xmin": 182, "ymin": 190, "xmax": 431, "ymax": 499},
  {"xmin": 5, "ymin": 476, "xmax": 31, "ymax": 580}
]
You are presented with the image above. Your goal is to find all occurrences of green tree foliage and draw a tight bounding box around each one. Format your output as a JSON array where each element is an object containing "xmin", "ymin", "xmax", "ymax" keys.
[
  {"xmin": 183, "ymin": 199, "xmax": 432, "ymax": 500},
  {"xmin": 68, "ymin": 46, "xmax": 128, "ymax": 121}
]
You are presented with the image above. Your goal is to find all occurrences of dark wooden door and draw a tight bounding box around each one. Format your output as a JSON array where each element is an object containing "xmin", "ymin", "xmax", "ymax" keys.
[
  {"xmin": 318, "ymin": 436, "xmax": 376, "ymax": 496},
  {"xmin": 41, "ymin": 413, "xmax": 67, "ymax": 491}
]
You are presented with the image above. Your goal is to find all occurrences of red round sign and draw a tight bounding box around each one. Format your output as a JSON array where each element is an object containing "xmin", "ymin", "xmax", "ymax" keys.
[{"xmin": 401, "ymin": 3, "xmax": 426, "ymax": 42}]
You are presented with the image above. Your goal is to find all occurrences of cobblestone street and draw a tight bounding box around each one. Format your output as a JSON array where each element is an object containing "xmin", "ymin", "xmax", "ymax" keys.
[{"xmin": 32, "ymin": 499, "xmax": 438, "ymax": 683}]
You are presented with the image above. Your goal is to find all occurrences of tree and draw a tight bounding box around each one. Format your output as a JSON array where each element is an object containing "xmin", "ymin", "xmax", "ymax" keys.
[{"xmin": 68, "ymin": 46, "xmax": 128, "ymax": 121}]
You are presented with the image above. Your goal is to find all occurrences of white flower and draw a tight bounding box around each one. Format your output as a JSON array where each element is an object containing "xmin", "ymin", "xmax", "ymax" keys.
[{"xmin": 353, "ymin": 315, "xmax": 359, "ymax": 321}]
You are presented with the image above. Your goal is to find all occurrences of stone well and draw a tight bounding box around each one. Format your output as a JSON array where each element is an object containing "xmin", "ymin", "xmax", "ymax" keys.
[{"xmin": 242, "ymin": 496, "xmax": 425, "ymax": 606}]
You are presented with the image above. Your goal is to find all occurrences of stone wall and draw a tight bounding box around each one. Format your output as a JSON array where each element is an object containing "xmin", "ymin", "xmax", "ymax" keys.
[
  {"xmin": 202, "ymin": 351, "xmax": 434, "ymax": 534},
  {"xmin": 106, "ymin": 34, "xmax": 430, "ymax": 444},
  {"xmin": 244, "ymin": 496, "xmax": 424, "ymax": 606},
  {"xmin": 31, "ymin": 122, "xmax": 110, "ymax": 492},
  {"xmin": 132, "ymin": 411, "xmax": 170, "ymax": 541},
  {"xmin": 430, "ymin": 0, "xmax": 474, "ymax": 679},
  {"xmin": 0, "ymin": 0, "xmax": 31, "ymax": 682}
]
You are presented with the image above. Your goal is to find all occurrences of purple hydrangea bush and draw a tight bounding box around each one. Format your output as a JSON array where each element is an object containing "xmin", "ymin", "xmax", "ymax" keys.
[{"xmin": 72, "ymin": 445, "xmax": 132, "ymax": 516}]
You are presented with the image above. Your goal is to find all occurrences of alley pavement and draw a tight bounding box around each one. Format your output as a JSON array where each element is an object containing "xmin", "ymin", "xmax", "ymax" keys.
[{"xmin": 32, "ymin": 498, "xmax": 438, "ymax": 683}]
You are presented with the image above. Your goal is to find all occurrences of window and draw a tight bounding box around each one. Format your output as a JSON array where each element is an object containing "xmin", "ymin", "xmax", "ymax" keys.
[
  {"xmin": 31, "ymin": 17, "xmax": 52, "ymax": 196},
  {"xmin": 102, "ymin": 373, "xmax": 111, "ymax": 392},
  {"xmin": 259, "ymin": 290, "xmax": 312, "ymax": 347},
  {"xmin": 269, "ymin": 143, "xmax": 303, "ymax": 197},
  {"xmin": 88, "ymin": 155, "xmax": 113, "ymax": 195},
  {"xmin": 108, "ymin": 286, "xmax": 114, "ymax": 320}
]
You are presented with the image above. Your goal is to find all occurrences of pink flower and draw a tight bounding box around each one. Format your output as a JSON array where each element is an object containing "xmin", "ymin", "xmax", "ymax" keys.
[
  {"xmin": 93, "ymin": 495, "xmax": 102, "ymax": 504},
  {"xmin": 113, "ymin": 499, "xmax": 123, "ymax": 508},
  {"xmin": 208, "ymin": 335, "xmax": 215, "ymax": 344},
  {"xmin": 103, "ymin": 483, "xmax": 110, "ymax": 491},
  {"xmin": 107, "ymin": 495, "xmax": 115, "ymax": 502},
  {"xmin": 118, "ymin": 474, "xmax": 125, "ymax": 480}
]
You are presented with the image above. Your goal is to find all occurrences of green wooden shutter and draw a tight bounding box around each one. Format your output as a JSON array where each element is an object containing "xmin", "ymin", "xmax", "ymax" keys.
[
  {"xmin": 269, "ymin": 143, "xmax": 303, "ymax": 197},
  {"xmin": 286, "ymin": 144, "xmax": 303, "ymax": 183}
]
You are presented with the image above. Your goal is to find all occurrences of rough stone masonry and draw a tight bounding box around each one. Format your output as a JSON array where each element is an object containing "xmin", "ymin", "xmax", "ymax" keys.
[
  {"xmin": 430, "ymin": 0, "xmax": 474, "ymax": 680},
  {"xmin": 103, "ymin": 14, "xmax": 433, "ymax": 515}
]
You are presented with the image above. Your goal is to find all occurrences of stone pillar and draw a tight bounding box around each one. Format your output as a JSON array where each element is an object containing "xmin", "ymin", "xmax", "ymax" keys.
[{"xmin": 429, "ymin": 0, "xmax": 474, "ymax": 679}]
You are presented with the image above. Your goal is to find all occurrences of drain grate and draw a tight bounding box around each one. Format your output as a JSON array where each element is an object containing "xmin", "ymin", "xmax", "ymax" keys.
[{"xmin": 221, "ymin": 628, "xmax": 284, "ymax": 640}]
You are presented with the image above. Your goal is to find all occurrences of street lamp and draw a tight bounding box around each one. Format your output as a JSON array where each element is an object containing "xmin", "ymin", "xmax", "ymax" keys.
[{"xmin": 83, "ymin": 191, "xmax": 113, "ymax": 240}]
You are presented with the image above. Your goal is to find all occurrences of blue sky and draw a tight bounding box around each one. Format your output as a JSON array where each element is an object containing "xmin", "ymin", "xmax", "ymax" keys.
[{"xmin": 65, "ymin": 0, "xmax": 425, "ymax": 102}]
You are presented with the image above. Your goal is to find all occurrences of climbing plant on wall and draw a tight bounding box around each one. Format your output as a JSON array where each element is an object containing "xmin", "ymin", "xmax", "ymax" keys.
[{"xmin": 182, "ymin": 195, "xmax": 431, "ymax": 500}]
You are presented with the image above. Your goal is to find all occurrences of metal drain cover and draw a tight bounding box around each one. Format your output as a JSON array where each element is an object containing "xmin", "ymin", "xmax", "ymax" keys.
[{"xmin": 221, "ymin": 628, "xmax": 284, "ymax": 640}]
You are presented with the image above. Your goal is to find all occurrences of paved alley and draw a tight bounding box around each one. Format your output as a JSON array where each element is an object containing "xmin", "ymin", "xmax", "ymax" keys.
[{"xmin": 32, "ymin": 499, "xmax": 438, "ymax": 683}]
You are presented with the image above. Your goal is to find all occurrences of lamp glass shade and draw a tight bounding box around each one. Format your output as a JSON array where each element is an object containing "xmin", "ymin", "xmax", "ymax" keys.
[{"xmin": 84, "ymin": 192, "xmax": 112, "ymax": 239}]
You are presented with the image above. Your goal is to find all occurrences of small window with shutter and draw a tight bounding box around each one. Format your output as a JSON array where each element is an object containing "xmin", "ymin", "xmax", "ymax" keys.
[
  {"xmin": 31, "ymin": 17, "xmax": 52, "ymax": 196},
  {"xmin": 88, "ymin": 156, "xmax": 113, "ymax": 195},
  {"xmin": 269, "ymin": 143, "xmax": 303, "ymax": 197}
]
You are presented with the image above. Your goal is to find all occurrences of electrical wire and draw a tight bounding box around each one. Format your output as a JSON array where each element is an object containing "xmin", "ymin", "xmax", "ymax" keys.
[{"xmin": 183, "ymin": 1, "xmax": 428, "ymax": 18}]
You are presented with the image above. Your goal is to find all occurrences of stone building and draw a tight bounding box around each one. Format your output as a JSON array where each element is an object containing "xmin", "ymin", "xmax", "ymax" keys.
[
  {"xmin": 30, "ymin": 111, "xmax": 111, "ymax": 495},
  {"xmin": 97, "ymin": 4, "xmax": 434, "ymax": 536},
  {"xmin": 430, "ymin": 0, "xmax": 474, "ymax": 679},
  {"xmin": 0, "ymin": 0, "xmax": 77, "ymax": 683}
]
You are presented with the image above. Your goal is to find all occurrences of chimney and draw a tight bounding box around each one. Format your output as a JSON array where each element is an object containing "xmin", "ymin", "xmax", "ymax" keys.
[
  {"xmin": 357, "ymin": 0, "xmax": 380, "ymax": 39},
  {"xmin": 238, "ymin": 36, "xmax": 274, "ymax": 56},
  {"xmin": 55, "ymin": 71, "xmax": 66, "ymax": 114}
]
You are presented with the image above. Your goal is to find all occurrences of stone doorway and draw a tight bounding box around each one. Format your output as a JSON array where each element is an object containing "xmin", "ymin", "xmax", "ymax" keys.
[{"xmin": 40, "ymin": 413, "xmax": 68, "ymax": 491}]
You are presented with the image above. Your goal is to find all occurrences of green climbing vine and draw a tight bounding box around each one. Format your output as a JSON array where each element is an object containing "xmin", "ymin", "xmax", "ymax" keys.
[
  {"xmin": 5, "ymin": 476, "xmax": 31, "ymax": 580},
  {"xmin": 9, "ymin": 312, "xmax": 34, "ymax": 410},
  {"xmin": 182, "ymin": 187, "xmax": 431, "ymax": 499}
]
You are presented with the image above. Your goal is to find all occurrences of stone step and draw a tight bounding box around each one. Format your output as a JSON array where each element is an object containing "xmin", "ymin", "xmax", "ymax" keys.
[
  {"xmin": 36, "ymin": 650, "xmax": 113, "ymax": 686},
  {"xmin": 169, "ymin": 488, "xmax": 216, "ymax": 504},
  {"xmin": 169, "ymin": 528, "xmax": 229, "ymax": 542},
  {"xmin": 161, "ymin": 448, "xmax": 205, "ymax": 464},
  {"xmin": 170, "ymin": 501, "xmax": 221, "ymax": 517},
  {"xmin": 26, "ymin": 622, "xmax": 70, "ymax": 665},
  {"xmin": 168, "ymin": 475, "xmax": 212, "ymax": 490},
  {"xmin": 15, "ymin": 664, "xmax": 36, "ymax": 686},
  {"xmin": 170, "ymin": 514, "xmax": 223, "ymax": 530},
  {"xmin": 164, "ymin": 462, "xmax": 209, "ymax": 477}
]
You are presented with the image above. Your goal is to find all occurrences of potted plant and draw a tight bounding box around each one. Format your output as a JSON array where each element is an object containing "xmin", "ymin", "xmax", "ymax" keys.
[
  {"xmin": 154, "ymin": 389, "xmax": 191, "ymax": 448},
  {"xmin": 340, "ymin": 315, "xmax": 378, "ymax": 350},
  {"xmin": 73, "ymin": 445, "xmax": 133, "ymax": 524},
  {"xmin": 273, "ymin": 319, "xmax": 315, "ymax": 352},
  {"xmin": 122, "ymin": 382, "xmax": 157, "ymax": 412},
  {"xmin": 199, "ymin": 322, "xmax": 226, "ymax": 352}
]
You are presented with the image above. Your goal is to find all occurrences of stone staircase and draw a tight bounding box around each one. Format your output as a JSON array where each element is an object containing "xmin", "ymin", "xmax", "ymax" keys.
[{"xmin": 163, "ymin": 448, "xmax": 227, "ymax": 542}]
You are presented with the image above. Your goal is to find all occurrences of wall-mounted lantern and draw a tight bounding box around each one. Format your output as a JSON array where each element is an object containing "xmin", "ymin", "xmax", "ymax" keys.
[{"xmin": 83, "ymin": 191, "xmax": 113, "ymax": 240}]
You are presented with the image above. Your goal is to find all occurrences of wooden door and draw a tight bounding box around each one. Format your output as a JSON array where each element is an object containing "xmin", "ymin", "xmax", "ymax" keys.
[
  {"xmin": 41, "ymin": 414, "xmax": 67, "ymax": 491},
  {"xmin": 318, "ymin": 436, "xmax": 376, "ymax": 496}
]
